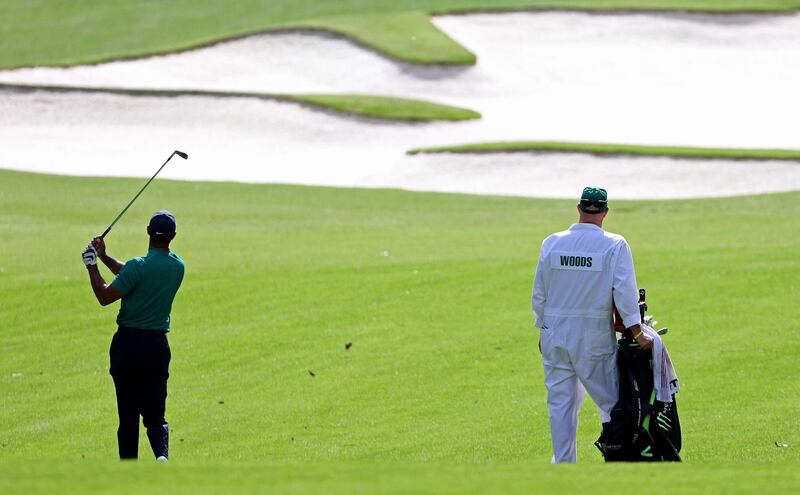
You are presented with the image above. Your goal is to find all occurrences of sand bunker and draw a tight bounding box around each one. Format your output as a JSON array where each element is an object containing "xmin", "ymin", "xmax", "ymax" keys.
[{"xmin": 1, "ymin": 12, "xmax": 799, "ymax": 198}]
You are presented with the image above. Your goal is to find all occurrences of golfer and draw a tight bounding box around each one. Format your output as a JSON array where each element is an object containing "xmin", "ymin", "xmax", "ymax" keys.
[
  {"xmin": 82, "ymin": 210, "xmax": 185, "ymax": 461},
  {"xmin": 531, "ymin": 187, "xmax": 652, "ymax": 463}
]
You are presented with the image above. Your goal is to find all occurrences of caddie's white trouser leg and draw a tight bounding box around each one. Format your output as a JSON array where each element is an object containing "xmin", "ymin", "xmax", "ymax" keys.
[
  {"xmin": 541, "ymin": 319, "xmax": 619, "ymax": 463},
  {"xmin": 543, "ymin": 346, "xmax": 585, "ymax": 463},
  {"xmin": 573, "ymin": 351, "xmax": 618, "ymax": 425}
]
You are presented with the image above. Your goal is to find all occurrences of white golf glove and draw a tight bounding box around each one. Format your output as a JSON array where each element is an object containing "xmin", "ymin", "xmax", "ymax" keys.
[{"xmin": 82, "ymin": 244, "xmax": 98, "ymax": 266}]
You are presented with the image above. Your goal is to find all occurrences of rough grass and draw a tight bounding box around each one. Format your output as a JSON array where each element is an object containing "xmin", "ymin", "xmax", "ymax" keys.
[
  {"xmin": 0, "ymin": 169, "xmax": 798, "ymax": 493},
  {"xmin": 408, "ymin": 141, "xmax": 800, "ymax": 160},
  {"xmin": 3, "ymin": 1, "xmax": 800, "ymax": 69},
  {"xmin": 0, "ymin": 83, "xmax": 480, "ymax": 122}
]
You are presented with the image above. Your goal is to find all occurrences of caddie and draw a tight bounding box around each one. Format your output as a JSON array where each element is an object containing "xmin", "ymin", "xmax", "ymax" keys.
[
  {"xmin": 82, "ymin": 211, "xmax": 185, "ymax": 462},
  {"xmin": 532, "ymin": 187, "xmax": 652, "ymax": 463}
]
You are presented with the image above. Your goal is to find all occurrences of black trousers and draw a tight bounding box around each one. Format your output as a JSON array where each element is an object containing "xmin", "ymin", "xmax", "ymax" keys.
[{"xmin": 109, "ymin": 326, "xmax": 171, "ymax": 459}]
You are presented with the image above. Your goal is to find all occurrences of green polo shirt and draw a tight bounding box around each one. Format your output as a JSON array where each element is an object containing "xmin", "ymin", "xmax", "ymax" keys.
[{"xmin": 111, "ymin": 248, "xmax": 185, "ymax": 332}]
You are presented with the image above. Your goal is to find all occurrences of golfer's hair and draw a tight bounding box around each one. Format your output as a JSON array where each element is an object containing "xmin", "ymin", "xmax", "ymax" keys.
[
  {"xmin": 150, "ymin": 233, "xmax": 174, "ymax": 240},
  {"xmin": 147, "ymin": 227, "xmax": 175, "ymax": 244}
]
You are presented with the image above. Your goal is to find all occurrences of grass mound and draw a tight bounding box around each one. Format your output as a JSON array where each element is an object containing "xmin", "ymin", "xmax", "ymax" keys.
[
  {"xmin": 284, "ymin": 93, "xmax": 480, "ymax": 121},
  {"xmin": 0, "ymin": 84, "xmax": 480, "ymax": 122},
  {"xmin": 1, "ymin": 169, "xmax": 798, "ymax": 493},
  {"xmin": 408, "ymin": 141, "xmax": 800, "ymax": 161},
  {"xmin": 4, "ymin": 1, "xmax": 800, "ymax": 69}
]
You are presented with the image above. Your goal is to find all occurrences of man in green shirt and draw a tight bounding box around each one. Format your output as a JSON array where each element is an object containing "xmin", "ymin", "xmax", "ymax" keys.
[{"xmin": 82, "ymin": 210, "xmax": 185, "ymax": 461}]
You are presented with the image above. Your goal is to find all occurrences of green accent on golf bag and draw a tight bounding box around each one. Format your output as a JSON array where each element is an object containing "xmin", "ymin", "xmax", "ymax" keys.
[{"xmin": 641, "ymin": 388, "xmax": 656, "ymax": 432}]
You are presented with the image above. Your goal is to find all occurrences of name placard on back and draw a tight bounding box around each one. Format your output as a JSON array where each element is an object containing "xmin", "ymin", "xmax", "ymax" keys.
[{"xmin": 550, "ymin": 251, "xmax": 603, "ymax": 272}]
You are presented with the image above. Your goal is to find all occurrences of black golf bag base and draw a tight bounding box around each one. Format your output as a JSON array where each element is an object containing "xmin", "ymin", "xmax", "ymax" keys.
[{"xmin": 595, "ymin": 334, "xmax": 681, "ymax": 462}]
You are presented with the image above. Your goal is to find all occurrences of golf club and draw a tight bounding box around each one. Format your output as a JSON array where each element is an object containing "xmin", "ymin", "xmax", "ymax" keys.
[{"xmin": 98, "ymin": 150, "xmax": 188, "ymax": 239}]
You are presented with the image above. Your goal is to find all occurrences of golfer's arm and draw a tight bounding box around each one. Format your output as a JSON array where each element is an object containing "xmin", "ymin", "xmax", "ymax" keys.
[
  {"xmin": 100, "ymin": 253, "xmax": 125, "ymax": 275},
  {"xmin": 86, "ymin": 265, "xmax": 123, "ymax": 306}
]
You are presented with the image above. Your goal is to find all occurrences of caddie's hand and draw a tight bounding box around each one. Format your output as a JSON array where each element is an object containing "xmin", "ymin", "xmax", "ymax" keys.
[
  {"xmin": 91, "ymin": 236, "xmax": 106, "ymax": 257},
  {"xmin": 635, "ymin": 330, "xmax": 654, "ymax": 351},
  {"xmin": 82, "ymin": 244, "xmax": 98, "ymax": 267}
]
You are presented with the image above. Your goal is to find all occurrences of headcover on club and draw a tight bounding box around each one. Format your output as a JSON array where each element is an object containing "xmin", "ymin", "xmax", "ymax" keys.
[{"xmin": 148, "ymin": 210, "xmax": 176, "ymax": 239}]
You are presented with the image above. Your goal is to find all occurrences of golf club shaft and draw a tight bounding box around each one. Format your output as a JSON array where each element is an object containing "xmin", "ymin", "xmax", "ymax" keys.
[{"xmin": 99, "ymin": 150, "xmax": 186, "ymax": 239}]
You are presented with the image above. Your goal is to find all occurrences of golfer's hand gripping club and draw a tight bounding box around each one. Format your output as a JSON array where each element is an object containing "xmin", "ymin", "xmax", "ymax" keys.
[
  {"xmin": 91, "ymin": 236, "xmax": 107, "ymax": 258},
  {"xmin": 98, "ymin": 150, "xmax": 188, "ymax": 239}
]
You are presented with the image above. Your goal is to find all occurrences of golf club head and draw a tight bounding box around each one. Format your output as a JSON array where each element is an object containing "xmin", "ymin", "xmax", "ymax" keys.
[
  {"xmin": 657, "ymin": 327, "xmax": 668, "ymax": 336},
  {"xmin": 175, "ymin": 150, "xmax": 189, "ymax": 159}
]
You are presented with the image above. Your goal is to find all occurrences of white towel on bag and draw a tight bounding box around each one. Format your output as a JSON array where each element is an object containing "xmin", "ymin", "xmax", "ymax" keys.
[{"xmin": 642, "ymin": 324, "xmax": 680, "ymax": 402}]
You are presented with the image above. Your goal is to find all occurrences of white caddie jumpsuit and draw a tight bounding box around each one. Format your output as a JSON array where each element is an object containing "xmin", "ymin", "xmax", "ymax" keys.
[{"xmin": 532, "ymin": 223, "xmax": 641, "ymax": 463}]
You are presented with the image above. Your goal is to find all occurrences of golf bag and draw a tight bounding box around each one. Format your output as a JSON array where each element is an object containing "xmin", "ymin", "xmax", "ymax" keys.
[{"xmin": 595, "ymin": 290, "xmax": 682, "ymax": 462}]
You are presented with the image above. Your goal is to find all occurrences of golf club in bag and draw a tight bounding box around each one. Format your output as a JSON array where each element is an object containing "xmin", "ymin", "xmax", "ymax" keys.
[
  {"xmin": 98, "ymin": 150, "xmax": 188, "ymax": 239},
  {"xmin": 595, "ymin": 289, "xmax": 682, "ymax": 462}
]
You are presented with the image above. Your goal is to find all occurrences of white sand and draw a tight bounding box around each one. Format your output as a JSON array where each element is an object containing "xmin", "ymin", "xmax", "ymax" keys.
[{"xmin": 1, "ymin": 12, "xmax": 799, "ymax": 198}]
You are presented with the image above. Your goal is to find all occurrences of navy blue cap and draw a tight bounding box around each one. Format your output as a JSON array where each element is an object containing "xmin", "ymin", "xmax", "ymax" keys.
[{"xmin": 148, "ymin": 210, "xmax": 176, "ymax": 237}]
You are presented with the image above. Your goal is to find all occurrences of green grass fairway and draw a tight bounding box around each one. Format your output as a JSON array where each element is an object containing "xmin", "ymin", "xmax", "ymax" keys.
[
  {"xmin": 1, "ymin": 169, "xmax": 798, "ymax": 493},
  {"xmin": 408, "ymin": 141, "xmax": 800, "ymax": 160},
  {"xmin": 4, "ymin": 1, "xmax": 800, "ymax": 69},
  {"xmin": 0, "ymin": 84, "xmax": 480, "ymax": 122}
]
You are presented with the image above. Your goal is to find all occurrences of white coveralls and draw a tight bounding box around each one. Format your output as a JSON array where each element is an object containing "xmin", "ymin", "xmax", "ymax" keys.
[{"xmin": 532, "ymin": 223, "xmax": 641, "ymax": 463}]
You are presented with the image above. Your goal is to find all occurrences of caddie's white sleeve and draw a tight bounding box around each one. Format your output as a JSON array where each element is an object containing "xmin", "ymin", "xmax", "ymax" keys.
[
  {"xmin": 612, "ymin": 240, "xmax": 641, "ymax": 328},
  {"xmin": 532, "ymin": 252, "xmax": 547, "ymax": 328}
]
